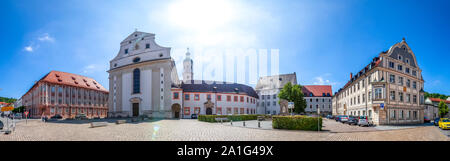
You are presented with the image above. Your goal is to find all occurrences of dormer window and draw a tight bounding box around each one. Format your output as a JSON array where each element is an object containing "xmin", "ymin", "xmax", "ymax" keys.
[
  {"xmin": 146, "ymin": 44, "xmax": 150, "ymax": 49},
  {"xmin": 135, "ymin": 34, "xmax": 138, "ymax": 37},
  {"xmin": 129, "ymin": 41, "xmax": 132, "ymax": 44},
  {"xmin": 398, "ymin": 55, "xmax": 402, "ymax": 60},
  {"xmin": 133, "ymin": 57, "xmax": 141, "ymax": 63},
  {"xmin": 406, "ymin": 59, "xmax": 409, "ymax": 64},
  {"xmin": 114, "ymin": 63, "xmax": 118, "ymax": 67},
  {"xmin": 159, "ymin": 53, "xmax": 163, "ymax": 57},
  {"xmin": 125, "ymin": 49, "xmax": 129, "ymax": 54}
]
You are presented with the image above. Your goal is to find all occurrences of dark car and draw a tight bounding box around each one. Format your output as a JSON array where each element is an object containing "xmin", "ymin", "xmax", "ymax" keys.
[
  {"xmin": 434, "ymin": 118, "xmax": 440, "ymax": 126},
  {"xmin": 191, "ymin": 114, "xmax": 198, "ymax": 119},
  {"xmin": 326, "ymin": 115, "xmax": 334, "ymax": 119},
  {"xmin": 0, "ymin": 120, "xmax": 3, "ymax": 130},
  {"xmin": 424, "ymin": 117, "xmax": 431, "ymax": 123},
  {"xmin": 346, "ymin": 116, "xmax": 358, "ymax": 125},
  {"xmin": 50, "ymin": 114, "xmax": 63, "ymax": 120}
]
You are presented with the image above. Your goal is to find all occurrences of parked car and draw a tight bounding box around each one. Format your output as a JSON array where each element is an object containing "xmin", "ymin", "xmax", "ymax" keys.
[
  {"xmin": 75, "ymin": 114, "xmax": 87, "ymax": 120},
  {"xmin": 191, "ymin": 114, "xmax": 198, "ymax": 119},
  {"xmin": 424, "ymin": 117, "xmax": 431, "ymax": 123},
  {"xmin": 335, "ymin": 115, "xmax": 343, "ymax": 122},
  {"xmin": 50, "ymin": 114, "xmax": 63, "ymax": 120},
  {"xmin": 358, "ymin": 116, "xmax": 369, "ymax": 127},
  {"xmin": 346, "ymin": 116, "xmax": 358, "ymax": 125},
  {"xmin": 438, "ymin": 118, "xmax": 450, "ymax": 130},
  {"xmin": 326, "ymin": 115, "xmax": 334, "ymax": 119},
  {"xmin": 434, "ymin": 118, "xmax": 440, "ymax": 126},
  {"xmin": 340, "ymin": 115, "xmax": 349, "ymax": 123},
  {"xmin": 0, "ymin": 120, "xmax": 3, "ymax": 130}
]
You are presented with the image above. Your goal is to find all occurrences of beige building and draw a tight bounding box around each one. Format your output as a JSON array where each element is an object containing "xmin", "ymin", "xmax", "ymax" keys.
[{"xmin": 332, "ymin": 38, "xmax": 425, "ymax": 125}]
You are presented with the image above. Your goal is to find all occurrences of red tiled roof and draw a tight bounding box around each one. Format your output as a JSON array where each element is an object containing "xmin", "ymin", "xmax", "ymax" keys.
[
  {"xmin": 23, "ymin": 71, "xmax": 109, "ymax": 97},
  {"xmin": 41, "ymin": 71, "xmax": 108, "ymax": 92},
  {"xmin": 0, "ymin": 102, "xmax": 8, "ymax": 105},
  {"xmin": 302, "ymin": 85, "xmax": 332, "ymax": 97},
  {"xmin": 429, "ymin": 98, "xmax": 450, "ymax": 104}
]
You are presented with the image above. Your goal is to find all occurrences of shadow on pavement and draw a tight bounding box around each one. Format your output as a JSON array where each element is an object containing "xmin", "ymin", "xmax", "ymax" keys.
[{"xmin": 44, "ymin": 118, "xmax": 167, "ymax": 124}]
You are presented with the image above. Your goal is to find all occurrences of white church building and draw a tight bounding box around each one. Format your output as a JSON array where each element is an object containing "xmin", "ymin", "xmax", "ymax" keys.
[{"xmin": 108, "ymin": 31, "xmax": 258, "ymax": 119}]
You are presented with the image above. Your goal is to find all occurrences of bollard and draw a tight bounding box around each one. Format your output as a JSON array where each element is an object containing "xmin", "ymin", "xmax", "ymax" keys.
[
  {"xmin": 258, "ymin": 121, "xmax": 261, "ymax": 128},
  {"xmin": 243, "ymin": 121, "xmax": 246, "ymax": 127},
  {"xmin": 221, "ymin": 118, "xmax": 223, "ymax": 124},
  {"xmin": 231, "ymin": 120, "xmax": 233, "ymax": 125}
]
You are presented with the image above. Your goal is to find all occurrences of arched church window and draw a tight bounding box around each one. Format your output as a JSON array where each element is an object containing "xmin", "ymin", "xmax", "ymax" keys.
[{"xmin": 133, "ymin": 68, "xmax": 140, "ymax": 94}]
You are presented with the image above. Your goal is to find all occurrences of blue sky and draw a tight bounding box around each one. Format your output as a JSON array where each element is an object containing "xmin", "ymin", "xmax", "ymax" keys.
[{"xmin": 1, "ymin": 0, "xmax": 450, "ymax": 98}]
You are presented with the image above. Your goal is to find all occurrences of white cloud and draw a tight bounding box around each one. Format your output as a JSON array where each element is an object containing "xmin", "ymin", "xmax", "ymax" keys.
[
  {"xmin": 312, "ymin": 73, "xmax": 338, "ymax": 86},
  {"xmin": 24, "ymin": 46, "xmax": 33, "ymax": 52},
  {"xmin": 38, "ymin": 33, "xmax": 55, "ymax": 42}
]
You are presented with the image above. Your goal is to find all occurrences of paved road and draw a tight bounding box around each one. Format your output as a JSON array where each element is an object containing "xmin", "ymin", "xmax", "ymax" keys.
[{"xmin": 0, "ymin": 119, "xmax": 448, "ymax": 141}]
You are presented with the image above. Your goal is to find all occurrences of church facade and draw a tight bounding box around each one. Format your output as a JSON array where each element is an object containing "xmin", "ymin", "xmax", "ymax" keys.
[{"xmin": 108, "ymin": 31, "xmax": 180, "ymax": 118}]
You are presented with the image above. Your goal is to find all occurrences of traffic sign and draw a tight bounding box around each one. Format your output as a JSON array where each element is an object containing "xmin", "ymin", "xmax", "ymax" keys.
[
  {"xmin": 288, "ymin": 102, "xmax": 294, "ymax": 109},
  {"xmin": 24, "ymin": 111, "xmax": 29, "ymax": 116},
  {"xmin": 1, "ymin": 106, "xmax": 14, "ymax": 112},
  {"xmin": 380, "ymin": 103, "xmax": 384, "ymax": 110}
]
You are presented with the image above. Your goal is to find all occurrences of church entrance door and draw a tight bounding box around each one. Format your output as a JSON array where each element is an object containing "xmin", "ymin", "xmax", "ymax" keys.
[{"xmin": 132, "ymin": 103, "xmax": 139, "ymax": 117}]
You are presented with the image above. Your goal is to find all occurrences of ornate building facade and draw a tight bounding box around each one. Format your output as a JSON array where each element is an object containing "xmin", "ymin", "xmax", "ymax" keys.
[{"xmin": 332, "ymin": 38, "xmax": 425, "ymax": 125}]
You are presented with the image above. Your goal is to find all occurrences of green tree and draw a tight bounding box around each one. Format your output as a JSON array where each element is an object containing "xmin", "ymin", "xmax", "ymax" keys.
[
  {"xmin": 278, "ymin": 82, "xmax": 307, "ymax": 113},
  {"xmin": 438, "ymin": 101, "xmax": 449, "ymax": 118},
  {"xmin": 424, "ymin": 92, "xmax": 449, "ymax": 100},
  {"xmin": 12, "ymin": 106, "xmax": 26, "ymax": 113}
]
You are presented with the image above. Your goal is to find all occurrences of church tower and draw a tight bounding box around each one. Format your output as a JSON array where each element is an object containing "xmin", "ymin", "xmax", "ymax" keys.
[{"xmin": 183, "ymin": 48, "xmax": 193, "ymax": 82}]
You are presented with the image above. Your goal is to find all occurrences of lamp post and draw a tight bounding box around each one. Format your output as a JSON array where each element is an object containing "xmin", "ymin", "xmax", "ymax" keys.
[{"xmin": 213, "ymin": 86, "xmax": 217, "ymax": 115}]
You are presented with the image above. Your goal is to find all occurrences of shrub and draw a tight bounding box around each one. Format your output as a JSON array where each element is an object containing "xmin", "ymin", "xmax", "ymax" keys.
[
  {"xmin": 198, "ymin": 114, "xmax": 263, "ymax": 122},
  {"xmin": 272, "ymin": 115, "xmax": 322, "ymax": 131}
]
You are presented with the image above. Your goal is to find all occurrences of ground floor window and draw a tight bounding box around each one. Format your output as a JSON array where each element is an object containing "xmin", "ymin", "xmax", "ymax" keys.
[
  {"xmin": 194, "ymin": 107, "xmax": 200, "ymax": 114},
  {"xmin": 240, "ymin": 108, "xmax": 244, "ymax": 114},
  {"xmin": 234, "ymin": 108, "xmax": 238, "ymax": 114},
  {"xmin": 217, "ymin": 107, "xmax": 222, "ymax": 115},
  {"xmin": 227, "ymin": 107, "xmax": 232, "ymax": 114},
  {"xmin": 400, "ymin": 110, "xmax": 404, "ymax": 119},
  {"xmin": 413, "ymin": 111, "xmax": 418, "ymax": 120},
  {"xmin": 50, "ymin": 107, "xmax": 55, "ymax": 114},
  {"xmin": 390, "ymin": 110, "xmax": 396, "ymax": 120},
  {"xmin": 184, "ymin": 107, "xmax": 190, "ymax": 115}
]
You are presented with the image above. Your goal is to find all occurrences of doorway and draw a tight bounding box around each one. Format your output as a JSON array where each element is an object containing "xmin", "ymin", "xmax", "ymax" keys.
[
  {"xmin": 206, "ymin": 108, "xmax": 212, "ymax": 115},
  {"xmin": 132, "ymin": 103, "xmax": 139, "ymax": 117}
]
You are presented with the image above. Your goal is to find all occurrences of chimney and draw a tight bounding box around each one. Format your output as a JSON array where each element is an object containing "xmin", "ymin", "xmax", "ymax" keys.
[{"xmin": 350, "ymin": 73, "xmax": 353, "ymax": 79}]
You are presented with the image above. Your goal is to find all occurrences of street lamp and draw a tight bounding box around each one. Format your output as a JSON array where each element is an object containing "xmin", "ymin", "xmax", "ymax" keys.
[{"xmin": 213, "ymin": 86, "xmax": 217, "ymax": 115}]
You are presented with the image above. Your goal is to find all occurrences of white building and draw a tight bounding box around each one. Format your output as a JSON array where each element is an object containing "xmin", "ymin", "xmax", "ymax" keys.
[
  {"xmin": 303, "ymin": 85, "xmax": 333, "ymax": 116},
  {"xmin": 424, "ymin": 97, "xmax": 450, "ymax": 119},
  {"xmin": 108, "ymin": 31, "xmax": 180, "ymax": 118},
  {"xmin": 171, "ymin": 50, "xmax": 258, "ymax": 119},
  {"xmin": 255, "ymin": 73, "xmax": 297, "ymax": 115},
  {"xmin": 108, "ymin": 31, "xmax": 258, "ymax": 119}
]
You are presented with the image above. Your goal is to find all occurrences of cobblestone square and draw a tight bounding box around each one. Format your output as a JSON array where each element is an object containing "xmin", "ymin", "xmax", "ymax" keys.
[{"xmin": 0, "ymin": 118, "xmax": 448, "ymax": 141}]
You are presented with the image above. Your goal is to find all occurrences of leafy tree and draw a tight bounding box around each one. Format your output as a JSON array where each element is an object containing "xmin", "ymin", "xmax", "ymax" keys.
[
  {"xmin": 278, "ymin": 82, "xmax": 307, "ymax": 113},
  {"xmin": 424, "ymin": 92, "xmax": 449, "ymax": 100},
  {"xmin": 0, "ymin": 97, "xmax": 17, "ymax": 103},
  {"xmin": 438, "ymin": 101, "xmax": 449, "ymax": 118},
  {"xmin": 12, "ymin": 106, "xmax": 26, "ymax": 113}
]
